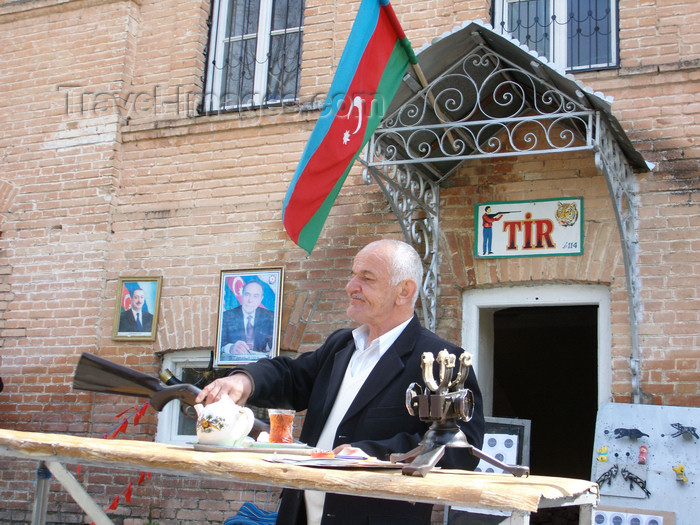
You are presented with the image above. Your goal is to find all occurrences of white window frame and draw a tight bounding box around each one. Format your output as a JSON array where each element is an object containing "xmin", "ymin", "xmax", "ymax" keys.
[
  {"xmin": 155, "ymin": 350, "xmax": 212, "ymax": 446},
  {"xmin": 204, "ymin": 0, "xmax": 303, "ymax": 111},
  {"xmin": 462, "ymin": 284, "xmax": 611, "ymax": 416},
  {"xmin": 493, "ymin": 0, "xmax": 618, "ymax": 72}
]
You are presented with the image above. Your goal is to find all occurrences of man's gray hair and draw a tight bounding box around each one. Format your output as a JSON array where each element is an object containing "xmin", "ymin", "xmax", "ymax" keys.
[{"xmin": 367, "ymin": 239, "xmax": 424, "ymax": 305}]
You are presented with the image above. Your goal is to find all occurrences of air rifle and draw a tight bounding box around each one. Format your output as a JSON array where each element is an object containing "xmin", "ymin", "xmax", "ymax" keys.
[{"xmin": 73, "ymin": 352, "xmax": 270, "ymax": 439}]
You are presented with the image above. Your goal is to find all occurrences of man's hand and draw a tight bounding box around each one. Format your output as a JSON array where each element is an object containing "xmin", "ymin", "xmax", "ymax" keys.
[
  {"xmin": 332, "ymin": 444, "xmax": 369, "ymax": 458},
  {"xmin": 195, "ymin": 374, "xmax": 253, "ymax": 405},
  {"xmin": 221, "ymin": 341, "xmax": 251, "ymax": 355},
  {"xmin": 231, "ymin": 340, "xmax": 252, "ymax": 354}
]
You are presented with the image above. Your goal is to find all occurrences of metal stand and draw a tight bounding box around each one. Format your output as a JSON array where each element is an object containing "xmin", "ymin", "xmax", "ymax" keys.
[
  {"xmin": 391, "ymin": 419, "xmax": 530, "ymax": 477},
  {"xmin": 391, "ymin": 351, "xmax": 530, "ymax": 478},
  {"xmin": 391, "ymin": 420, "xmax": 470, "ymax": 477}
]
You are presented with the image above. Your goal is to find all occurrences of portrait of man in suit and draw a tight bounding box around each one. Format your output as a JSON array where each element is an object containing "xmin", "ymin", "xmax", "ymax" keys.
[
  {"xmin": 118, "ymin": 287, "xmax": 154, "ymax": 333},
  {"xmin": 219, "ymin": 280, "xmax": 275, "ymax": 361},
  {"xmin": 112, "ymin": 277, "xmax": 161, "ymax": 341}
]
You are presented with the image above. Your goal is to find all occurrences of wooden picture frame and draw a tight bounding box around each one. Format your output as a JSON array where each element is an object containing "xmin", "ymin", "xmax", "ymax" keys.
[
  {"xmin": 214, "ymin": 267, "xmax": 284, "ymax": 366},
  {"xmin": 112, "ymin": 276, "xmax": 162, "ymax": 341}
]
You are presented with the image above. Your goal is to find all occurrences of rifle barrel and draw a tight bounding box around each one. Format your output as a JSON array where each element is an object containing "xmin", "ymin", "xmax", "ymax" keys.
[{"xmin": 486, "ymin": 210, "xmax": 521, "ymax": 218}]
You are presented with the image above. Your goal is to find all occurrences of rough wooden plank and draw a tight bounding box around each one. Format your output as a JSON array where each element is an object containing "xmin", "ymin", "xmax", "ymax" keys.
[{"xmin": 0, "ymin": 429, "xmax": 598, "ymax": 514}]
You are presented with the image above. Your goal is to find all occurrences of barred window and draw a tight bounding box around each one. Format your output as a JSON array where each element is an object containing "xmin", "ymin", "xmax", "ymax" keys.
[
  {"xmin": 493, "ymin": 0, "xmax": 618, "ymax": 71},
  {"xmin": 203, "ymin": 0, "xmax": 305, "ymax": 112}
]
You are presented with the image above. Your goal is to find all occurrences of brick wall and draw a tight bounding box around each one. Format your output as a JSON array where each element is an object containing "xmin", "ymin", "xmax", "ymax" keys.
[
  {"xmin": 1, "ymin": 0, "xmax": 700, "ymax": 522},
  {"xmin": 438, "ymin": 152, "xmax": 630, "ymax": 348},
  {"xmin": 575, "ymin": 0, "xmax": 700, "ymax": 406}
]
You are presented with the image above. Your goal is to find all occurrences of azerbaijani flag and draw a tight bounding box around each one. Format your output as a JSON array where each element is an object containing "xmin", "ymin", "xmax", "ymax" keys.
[{"xmin": 283, "ymin": 0, "xmax": 417, "ymax": 253}]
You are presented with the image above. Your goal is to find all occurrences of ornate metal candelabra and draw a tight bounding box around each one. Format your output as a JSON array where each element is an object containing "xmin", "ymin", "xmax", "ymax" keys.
[{"xmin": 391, "ymin": 350, "xmax": 530, "ymax": 477}]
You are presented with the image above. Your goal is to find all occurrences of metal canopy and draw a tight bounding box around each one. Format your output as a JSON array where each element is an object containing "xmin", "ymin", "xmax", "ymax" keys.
[{"xmin": 360, "ymin": 21, "xmax": 649, "ymax": 398}]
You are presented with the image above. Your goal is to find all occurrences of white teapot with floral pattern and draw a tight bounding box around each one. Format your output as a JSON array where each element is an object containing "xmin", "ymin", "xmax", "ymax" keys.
[{"xmin": 194, "ymin": 395, "xmax": 254, "ymax": 447}]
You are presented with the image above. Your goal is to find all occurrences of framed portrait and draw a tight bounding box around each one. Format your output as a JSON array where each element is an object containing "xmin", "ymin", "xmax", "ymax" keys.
[
  {"xmin": 215, "ymin": 267, "xmax": 284, "ymax": 366},
  {"xmin": 112, "ymin": 276, "xmax": 162, "ymax": 341}
]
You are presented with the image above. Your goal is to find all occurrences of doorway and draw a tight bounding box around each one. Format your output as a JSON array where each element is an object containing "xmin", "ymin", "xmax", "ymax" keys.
[
  {"xmin": 460, "ymin": 285, "xmax": 609, "ymax": 524},
  {"xmin": 492, "ymin": 305, "xmax": 598, "ymax": 480},
  {"xmin": 462, "ymin": 284, "xmax": 611, "ymax": 473}
]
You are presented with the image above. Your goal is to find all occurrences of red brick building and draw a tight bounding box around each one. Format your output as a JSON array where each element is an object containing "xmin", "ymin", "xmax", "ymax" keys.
[{"xmin": 1, "ymin": 0, "xmax": 698, "ymax": 522}]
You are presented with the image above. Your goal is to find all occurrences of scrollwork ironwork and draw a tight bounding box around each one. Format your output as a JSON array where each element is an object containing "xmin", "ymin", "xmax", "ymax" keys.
[
  {"xmin": 368, "ymin": 45, "xmax": 595, "ymax": 166},
  {"xmin": 358, "ymin": 25, "xmax": 641, "ymax": 368},
  {"xmin": 595, "ymin": 117, "xmax": 642, "ymax": 402}
]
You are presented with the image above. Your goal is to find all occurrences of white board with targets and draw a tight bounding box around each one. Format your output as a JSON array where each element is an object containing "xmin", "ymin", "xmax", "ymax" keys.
[
  {"xmin": 591, "ymin": 403, "xmax": 700, "ymax": 525},
  {"xmin": 447, "ymin": 417, "xmax": 531, "ymax": 521},
  {"xmin": 474, "ymin": 432, "xmax": 520, "ymax": 474}
]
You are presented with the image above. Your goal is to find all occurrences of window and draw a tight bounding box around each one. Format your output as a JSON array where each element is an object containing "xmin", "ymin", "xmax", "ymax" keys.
[
  {"xmin": 492, "ymin": 0, "xmax": 618, "ymax": 71},
  {"xmin": 203, "ymin": 0, "xmax": 305, "ymax": 112},
  {"xmin": 155, "ymin": 350, "xmax": 212, "ymax": 445}
]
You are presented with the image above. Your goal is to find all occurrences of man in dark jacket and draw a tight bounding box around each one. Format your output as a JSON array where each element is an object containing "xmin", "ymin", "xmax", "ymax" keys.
[{"xmin": 197, "ymin": 239, "xmax": 484, "ymax": 525}]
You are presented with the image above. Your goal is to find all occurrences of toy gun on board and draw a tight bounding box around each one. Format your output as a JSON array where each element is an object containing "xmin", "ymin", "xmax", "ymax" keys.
[{"xmin": 73, "ymin": 352, "xmax": 270, "ymax": 439}]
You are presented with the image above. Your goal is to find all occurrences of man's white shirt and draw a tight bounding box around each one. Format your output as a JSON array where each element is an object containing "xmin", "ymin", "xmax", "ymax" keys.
[{"xmin": 305, "ymin": 318, "xmax": 413, "ymax": 525}]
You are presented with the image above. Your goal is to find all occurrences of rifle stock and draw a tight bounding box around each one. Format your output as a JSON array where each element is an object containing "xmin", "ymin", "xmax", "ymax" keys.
[{"xmin": 73, "ymin": 352, "xmax": 270, "ymax": 439}]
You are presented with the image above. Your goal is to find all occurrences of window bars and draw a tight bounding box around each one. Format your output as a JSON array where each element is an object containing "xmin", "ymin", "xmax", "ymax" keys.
[
  {"xmin": 493, "ymin": 0, "xmax": 618, "ymax": 71},
  {"xmin": 203, "ymin": 0, "xmax": 305, "ymax": 113}
]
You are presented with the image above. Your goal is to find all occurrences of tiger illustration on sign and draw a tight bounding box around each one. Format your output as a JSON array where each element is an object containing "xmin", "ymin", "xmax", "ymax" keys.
[{"xmin": 555, "ymin": 201, "xmax": 579, "ymax": 227}]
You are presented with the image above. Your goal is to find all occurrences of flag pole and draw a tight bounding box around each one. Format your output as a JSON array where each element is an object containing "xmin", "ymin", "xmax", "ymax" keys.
[{"xmin": 381, "ymin": 0, "xmax": 457, "ymax": 149}]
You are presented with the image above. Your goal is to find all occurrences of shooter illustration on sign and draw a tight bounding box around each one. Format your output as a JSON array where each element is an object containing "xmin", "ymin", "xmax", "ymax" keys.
[{"xmin": 481, "ymin": 206, "xmax": 520, "ymax": 255}]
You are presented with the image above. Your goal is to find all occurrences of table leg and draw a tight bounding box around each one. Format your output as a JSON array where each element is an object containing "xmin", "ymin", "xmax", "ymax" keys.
[
  {"xmin": 578, "ymin": 503, "xmax": 594, "ymax": 525},
  {"xmin": 503, "ymin": 510, "xmax": 530, "ymax": 524},
  {"xmin": 44, "ymin": 461, "xmax": 114, "ymax": 525},
  {"xmin": 30, "ymin": 462, "xmax": 51, "ymax": 525}
]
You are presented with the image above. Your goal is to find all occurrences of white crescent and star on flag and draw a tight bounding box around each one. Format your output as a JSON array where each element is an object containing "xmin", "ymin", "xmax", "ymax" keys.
[{"xmin": 342, "ymin": 95, "xmax": 364, "ymax": 145}]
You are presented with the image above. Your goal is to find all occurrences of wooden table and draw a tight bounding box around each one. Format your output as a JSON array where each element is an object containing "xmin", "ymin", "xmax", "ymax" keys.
[{"xmin": 0, "ymin": 429, "xmax": 598, "ymax": 525}]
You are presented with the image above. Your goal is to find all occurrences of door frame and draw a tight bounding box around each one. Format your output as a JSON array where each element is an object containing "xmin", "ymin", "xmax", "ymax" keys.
[{"xmin": 462, "ymin": 284, "xmax": 611, "ymax": 415}]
